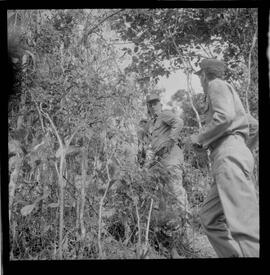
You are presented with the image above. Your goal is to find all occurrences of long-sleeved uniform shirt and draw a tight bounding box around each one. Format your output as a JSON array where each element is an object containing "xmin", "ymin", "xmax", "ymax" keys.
[
  {"xmin": 197, "ymin": 78, "xmax": 258, "ymax": 149},
  {"xmin": 149, "ymin": 110, "xmax": 183, "ymax": 154}
]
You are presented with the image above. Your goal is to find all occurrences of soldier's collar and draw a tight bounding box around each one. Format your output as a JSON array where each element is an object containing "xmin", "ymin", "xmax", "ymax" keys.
[{"xmin": 151, "ymin": 114, "xmax": 158, "ymax": 122}]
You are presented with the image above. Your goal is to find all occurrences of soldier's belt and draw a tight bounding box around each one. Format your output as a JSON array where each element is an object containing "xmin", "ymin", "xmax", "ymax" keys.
[{"xmin": 208, "ymin": 133, "xmax": 246, "ymax": 152}]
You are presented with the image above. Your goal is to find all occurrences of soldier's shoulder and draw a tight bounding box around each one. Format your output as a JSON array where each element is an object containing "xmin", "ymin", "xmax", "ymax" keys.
[
  {"xmin": 208, "ymin": 78, "xmax": 229, "ymax": 93},
  {"xmin": 160, "ymin": 109, "xmax": 175, "ymax": 119},
  {"xmin": 209, "ymin": 78, "xmax": 226, "ymax": 87}
]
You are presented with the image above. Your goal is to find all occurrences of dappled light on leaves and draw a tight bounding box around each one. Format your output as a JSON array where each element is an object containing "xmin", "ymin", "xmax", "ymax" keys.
[{"xmin": 8, "ymin": 8, "xmax": 257, "ymax": 260}]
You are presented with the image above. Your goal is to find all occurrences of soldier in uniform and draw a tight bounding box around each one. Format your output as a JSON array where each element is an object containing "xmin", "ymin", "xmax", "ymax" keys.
[
  {"xmin": 143, "ymin": 93, "xmax": 190, "ymax": 258},
  {"xmin": 190, "ymin": 58, "xmax": 259, "ymax": 257}
]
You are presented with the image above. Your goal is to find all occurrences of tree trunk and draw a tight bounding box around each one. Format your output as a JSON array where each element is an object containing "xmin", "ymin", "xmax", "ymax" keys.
[
  {"xmin": 80, "ymin": 149, "xmax": 87, "ymax": 240},
  {"xmin": 244, "ymin": 29, "xmax": 257, "ymax": 115},
  {"xmin": 76, "ymin": 194, "xmax": 80, "ymax": 229},
  {"xmin": 186, "ymin": 72, "xmax": 202, "ymax": 129},
  {"xmin": 58, "ymin": 151, "xmax": 66, "ymax": 260}
]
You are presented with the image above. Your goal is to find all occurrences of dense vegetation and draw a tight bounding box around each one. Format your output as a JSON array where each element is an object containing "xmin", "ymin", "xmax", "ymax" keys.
[{"xmin": 8, "ymin": 9, "xmax": 258, "ymax": 259}]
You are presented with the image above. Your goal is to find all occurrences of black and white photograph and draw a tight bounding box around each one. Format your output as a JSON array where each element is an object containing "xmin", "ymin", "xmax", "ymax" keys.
[{"xmin": 5, "ymin": 7, "xmax": 260, "ymax": 262}]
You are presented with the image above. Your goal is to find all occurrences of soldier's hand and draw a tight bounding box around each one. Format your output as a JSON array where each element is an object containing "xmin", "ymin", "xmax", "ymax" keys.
[
  {"xmin": 192, "ymin": 143, "xmax": 204, "ymax": 153},
  {"xmin": 190, "ymin": 134, "xmax": 199, "ymax": 144},
  {"xmin": 184, "ymin": 134, "xmax": 204, "ymax": 152},
  {"xmin": 183, "ymin": 134, "xmax": 198, "ymax": 145}
]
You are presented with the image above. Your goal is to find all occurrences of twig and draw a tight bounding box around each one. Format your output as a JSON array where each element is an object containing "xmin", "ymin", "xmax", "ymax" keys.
[
  {"xmin": 62, "ymin": 174, "xmax": 98, "ymax": 216},
  {"xmin": 167, "ymin": 29, "xmax": 203, "ymax": 136},
  {"xmin": 186, "ymin": 50, "xmax": 197, "ymax": 73},
  {"xmin": 40, "ymin": 107, "xmax": 64, "ymax": 149},
  {"xmin": 82, "ymin": 9, "xmax": 124, "ymax": 46},
  {"xmin": 92, "ymin": 31, "xmax": 124, "ymax": 75},
  {"xmin": 80, "ymin": 150, "xmax": 87, "ymax": 240},
  {"xmin": 199, "ymin": 44, "xmax": 212, "ymax": 59},
  {"xmin": 145, "ymin": 199, "xmax": 153, "ymax": 246},
  {"xmin": 97, "ymin": 136, "xmax": 116, "ymax": 259},
  {"xmin": 14, "ymin": 11, "xmax": 18, "ymax": 30},
  {"xmin": 206, "ymin": 44, "xmax": 215, "ymax": 58},
  {"xmin": 40, "ymin": 108, "xmax": 66, "ymax": 260},
  {"xmin": 54, "ymin": 161, "xmax": 60, "ymax": 178},
  {"xmin": 97, "ymin": 167, "xmax": 110, "ymax": 258},
  {"xmin": 167, "ymin": 29, "xmax": 187, "ymax": 68},
  {"xmin": 186, "ymin": 73, "xmax": 202, "ymax": 129},
  {"xmin": 245, "ymin": 29, "xmax": 257, "ymax": 114},
  {"xmin": 130, "ymin": 184, "xmax": 141, "ymax": 253},
  {"xmin": 65, "ymin": 125, "xmax": 82, "ymax": 148},
  {"xmin": 31, "ymin": 94, "xmax": 45, "ymax": 133},
  {"xmin": 141, "ymin": 198, "xmax": 153, "ymax": 258},
  {"xmin": 58, "ymin": 155, "xmax": 66, "ymax": 260}
]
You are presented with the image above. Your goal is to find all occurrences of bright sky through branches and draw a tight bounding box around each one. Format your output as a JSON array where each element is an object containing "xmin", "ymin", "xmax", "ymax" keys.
[
  {"xmin": 102, "ymin": 12, "xmax": 205, "ymax": 110},
  {"xmin": 156, "ymin": 70, "xmax": 203, "ymax": 107}
]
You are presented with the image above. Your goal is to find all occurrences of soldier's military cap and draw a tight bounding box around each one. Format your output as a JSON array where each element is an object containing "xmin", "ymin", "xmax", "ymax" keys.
[
  {"xmin": 139, "ymin": 118, "xmax": 148, "ymax": 124},
  {"xmin": 195, "ymin": 59, "xmax": 226, "ymax": 76},
  {"xmin": 146, "ymin": 93, "xmax": 160, "ymax": 103}
]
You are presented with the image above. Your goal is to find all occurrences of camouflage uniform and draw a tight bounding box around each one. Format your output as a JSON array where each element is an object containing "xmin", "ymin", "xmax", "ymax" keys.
[{"xmin": 194, "ymin": 59, "xmax": 259, "ymax": 257}]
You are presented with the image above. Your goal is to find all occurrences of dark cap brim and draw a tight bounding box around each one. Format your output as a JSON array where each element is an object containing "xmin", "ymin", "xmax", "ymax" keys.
[
  {"xmin": 147, "ymin": 98, "xmax": 160, "ymax": 104},
  {"xmin": 194, "ymin": 69, "xmax": 203, "ymax": 76}
]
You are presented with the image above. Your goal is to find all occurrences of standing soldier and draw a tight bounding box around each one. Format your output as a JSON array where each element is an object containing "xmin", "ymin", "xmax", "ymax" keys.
[
  {"xmin": 145, "ymin": 93, "xmax": 190, "ymax": 257},
  {"xmin": 190, "ymin": 58, "xmax": 259, "ymax": 257}
]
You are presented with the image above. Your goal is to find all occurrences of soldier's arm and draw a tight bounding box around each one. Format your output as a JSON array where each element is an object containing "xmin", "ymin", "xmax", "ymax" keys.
[
  {"xmin": 246, "ymin": 113, "xmax": 258, "ymax": 151},
  {"xmin": 162, "ymin": 111, "xmax": 184, "ymax": 142},
  {"xmin": 197, "ymin": 81, "xmax": 235, "ymax": 148},
  {"xmin": 137, "ymin": 129, "xmax": 145, "ymax": 143}
]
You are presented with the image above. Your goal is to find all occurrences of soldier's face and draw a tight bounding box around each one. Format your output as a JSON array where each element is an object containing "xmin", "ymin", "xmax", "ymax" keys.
[
  {"xmin": 148, "ymin": 100, "xmax": 162, "ymax": 116},
  {"xmin": 139, "ymin": 121, "xmax": 148, "ymax": 130}
]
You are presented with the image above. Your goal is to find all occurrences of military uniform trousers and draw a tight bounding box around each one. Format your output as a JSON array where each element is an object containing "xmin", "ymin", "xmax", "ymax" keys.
[
  {"xmin": 199, "ymin": 134, "xmax": 259, "ymax": 257},
  {"xmin": 156, "ymin": 145, "xmax": 189, "ymax": 216}
]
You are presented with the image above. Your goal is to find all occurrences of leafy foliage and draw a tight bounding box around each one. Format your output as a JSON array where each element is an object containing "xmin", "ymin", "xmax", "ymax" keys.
[
  {"xmin": 8, "ymin": 8, "xmax": 258, "ymax": 260},
  {"xmin": 111, "ymin": 8, "xmax": 258, "ymax": 113}
]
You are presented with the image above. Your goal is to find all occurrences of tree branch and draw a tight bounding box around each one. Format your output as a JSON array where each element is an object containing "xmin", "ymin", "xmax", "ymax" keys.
[
  {"xmin": 92, "ymin": 30, "xmax": 125, "ymax": 75},
  {"xmin": 81, "ymin": 9, "xmax": 124, "ymax": 46},
  {"xmin": 80, "ymin": 150, "xmax": 87, "ymax": 240},
  {"xmin": 167, "ymin": 29, "xmax": 187, "ymax": 68},
  {"xmin": 140, "ymin": 198, "xmax": 153, "ymax": 259},
  {"xmin": 199, "ymin": 43, "xmax": 212, "ymax": 59},
  {"xmin": 168, "ymin": 29, "xmax": 202, "ymax": 128},
  {"xmin": 40, "ymin": 106, "xmax": 64, "ymax": 148},
  {"xmin": 30, "ymin": 93, "xmax": 45, "ymax": 133},
  {"xmin": 66, "ymin": 125, "xmax": 82, "ymax": 148},
  {"xmin": 98, "ymin": 135, "xmax": 116, "ymax": 259},
  {"xmin": 245, "ymin": 29, "xmax": 257, "ymax": 114},
  {"xmin": 185, "ymin": 75, "xmax": 202, "ymax": 129},
  {"xmin": 145, "ymin": 198, "xmax": 153, "ymax": 246},
  {"xmin": 129, "ymin": 183, "xmax": 141, "ymax": 255}
]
